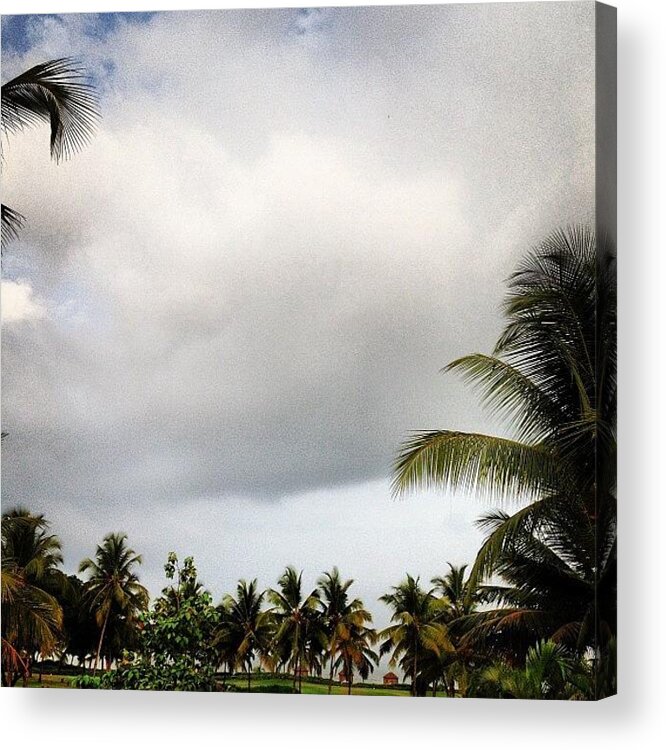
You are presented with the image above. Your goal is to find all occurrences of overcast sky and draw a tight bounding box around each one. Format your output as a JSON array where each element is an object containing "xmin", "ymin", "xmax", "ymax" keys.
[{"xmin": 1, "ymin": 4, "xmax": 596, "ymax": 657}]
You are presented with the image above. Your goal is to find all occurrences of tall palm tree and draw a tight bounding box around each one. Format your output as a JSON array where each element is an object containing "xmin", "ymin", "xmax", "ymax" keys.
[
  {"xmin": 335, "ymin": 620, "xmax": 379, "ymax": 695},
  {"xmin": 78, "ymin": 533, "xmax": 148, "ymax": 674},
  {"xmin": 1, "ymin": 509, "xmax": 66, "ymax": 686},
  {"xmin": 1, "ymin": 58, "xmax": 99, "ymax": 248},
  {"xmin": 393, "ymin": 228, "xmax": 616, "ymax": 662},
  {"xmin": 214, "ymin": 579, "xmax": 272, "ymax": 691},
  {"xmin": 429, "ymin": 563, "xmax": 490, "ymax": 696},
  {"xmin": 379, "ymin": 575, "xmax": 452, "ymax": 696},
  {"xmin": 317, "ymin": 567, "xmax": 373, "ymax": 694},
  {"xmin": 267, "ymin": 566, "xmax": 322, "ymax": 693}
]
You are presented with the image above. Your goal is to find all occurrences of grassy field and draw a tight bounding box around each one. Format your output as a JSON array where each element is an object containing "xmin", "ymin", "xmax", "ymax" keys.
[
  {"xmin": 15, "ymin": 673, "xmax": 75, "ymax": 689},
  {"xmin": 13, "ymin": 671, "xmax": 414, "ymax": 696},
  {"xmin": 224, "ymin": 675, "xmax": 412, "ymax": 697}
]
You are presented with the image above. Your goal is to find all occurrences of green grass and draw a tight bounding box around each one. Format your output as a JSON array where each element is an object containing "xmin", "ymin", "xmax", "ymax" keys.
[
  {"xmin": 224, "ymin": 675, "xmax": 411, "ymax": 697},
  {"xmin": 15, "ymin": 673, "xmax": 74, "ymax": 689},
  {"xmin": 12, "ymin": 670, "xmax": 415, "ymax": 696}
]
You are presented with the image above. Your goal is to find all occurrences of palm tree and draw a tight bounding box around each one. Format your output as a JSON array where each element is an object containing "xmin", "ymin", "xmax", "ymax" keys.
[
  {"xmin": 267, "ymin": 566, "xmax": 322, "ymax": 693},
  {"xmin": 432, "ymin": 563, "xmax": 488, "ymax": 621},
  {"xmin": 78, "ymin": 533, "xmax": 148, "ymax": 674},
  {"xmin": 60, "ymin": 574, "xmax": 98, "ymax": 669},
  {"xmin": 317, "ymin": 567, "xmax": 374, "ymax": 694},
  {"xmin": 1, "ymin": 508, "xmax": 66, "ymax": 686},
  {"xmin": 379, "ymin": 575, "xmax": 453, "ymax": 696},
  {"xmin": 1, "ymin": 58, "xmax": 99, "ymax": 248},
  {"xmin": 214, "ymin": 579, "xmax": 272, "ymax": 691},
  {"xmin": 335, "ymin": 620, "xmax": 379, "ymax": 695},
  {"xmin": 429, "ymin": 563, "xmax": 490, "ymax": 696},
  {"xmin": 473, "ymin": 640, "xmax": 574, "ymax": 700},
  {"xmin": 393, "ymin": 228, "xmax": 616, "ymax": 662},
  {"xmin": 457, "ymin": 499, "xmax": 615, "ymax": 664}
]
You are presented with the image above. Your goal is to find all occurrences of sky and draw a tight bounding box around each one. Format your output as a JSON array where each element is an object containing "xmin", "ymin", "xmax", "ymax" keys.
[{"xmin": 1, "ymin": 4, "xmax": 596, "ymax": 667}]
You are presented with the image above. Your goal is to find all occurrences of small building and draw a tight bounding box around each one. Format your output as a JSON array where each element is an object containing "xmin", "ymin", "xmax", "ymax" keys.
[
  {"xmin": 383, "ymin": 672, "xmax": 399, "ymax": 686},
  {"xmin": 338, "ymin": 671, "xmax": 350, "ymax": 684},
  {"xmin": 295, "ymin": 666, "xmax": 310, "ymax": 678}
]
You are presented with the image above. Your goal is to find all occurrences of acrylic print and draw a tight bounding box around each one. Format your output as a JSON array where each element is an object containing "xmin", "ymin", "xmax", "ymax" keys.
[{"xmin": 1, "ymin": 3, "xmax": 616, "ymax": 699}]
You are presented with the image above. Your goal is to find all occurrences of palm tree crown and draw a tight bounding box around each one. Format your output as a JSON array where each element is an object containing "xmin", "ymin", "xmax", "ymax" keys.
[{"xmin": 78, "ymin": 532, "xmax": 148, "ymax": 672}]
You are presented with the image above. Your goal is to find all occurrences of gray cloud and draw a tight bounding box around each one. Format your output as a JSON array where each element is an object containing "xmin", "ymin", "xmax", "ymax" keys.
[{"xmin": 2, "ymin": 5, "xmax": 595, "ymax": 608}]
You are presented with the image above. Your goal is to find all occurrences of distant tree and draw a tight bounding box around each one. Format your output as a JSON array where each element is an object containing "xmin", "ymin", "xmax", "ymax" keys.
[
  {"xmin": 318, "ymin": 567, "xmax": 374, "ymax": 694},
  {"xmin": 214, "ymin": 579, "xmax": 272, "ymax": 691},
  {"xmin": 379, "ymin": 575, "xmax": 452, "ymax": 696},
  {"xmin": 60, "ymin": 574, "xmax": 98, "ymax": 668},
  {"xmin": 335, "ymin": 620, "xmax": 379, "ymax": 695},
  {"xmin": 79, "ymin": 532, "xmax": 148, "ymax": 673},
  {"xmin": 268, "ymin": 566, "xmax": 323, "ymax": 693}
]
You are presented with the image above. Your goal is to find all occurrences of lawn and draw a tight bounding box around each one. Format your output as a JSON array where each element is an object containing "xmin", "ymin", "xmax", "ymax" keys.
[
  {"xmin": 15, "ymin": 673, "xmax": 74, "ymax": 689},
  {"xmin": 224, "ymin": 675, "xmax": 412, "ymax": 697},
  {"xmin": 12, "ymin": 671, "xmax": 414, "ymax": 696}
]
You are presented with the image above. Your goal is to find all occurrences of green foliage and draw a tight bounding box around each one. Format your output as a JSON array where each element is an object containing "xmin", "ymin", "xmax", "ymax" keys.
[
  {"xmin": 1, "ymin": 509, "xmax": 66, "ymax": 686},
  {"xmin": 72, "ymin": 673, "xmax": 102, "ymax": 690},
  {"xmin": 393, "ymin": 227, "xmax": 617, "ymax": 670},
  {"xmin": 379, "ymin": 575, "xmax": 452, "ymax": 696},
  {"xmin": 98, "ymin": 553, "xmax": 220, "ymax": 691},
  {"xmin": 79, "ymin": 532, "xmax": 148, "ymax": 672},
  {"xmin": 267, "ymin": 566, "xmax": 325, "ymax": 692}
]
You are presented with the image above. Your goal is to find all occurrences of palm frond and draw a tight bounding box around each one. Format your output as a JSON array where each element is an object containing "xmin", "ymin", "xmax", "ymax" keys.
[
  {"xmin": 1, "ymin": 204, "xmax": 25, "ymax": 249},
  {"xmin": 445, "ymin": 354, "xmax": 564, "ymax": 443},
  {"xmin": 393, "ymin": 430, "xmax": 559, "ymax": 500},
  {"xmin": 1, "ymin": 58, "xmax": 99, "ymax": 162}
]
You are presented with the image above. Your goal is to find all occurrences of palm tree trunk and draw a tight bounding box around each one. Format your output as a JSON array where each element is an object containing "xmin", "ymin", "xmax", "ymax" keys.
[
  {"xmin": 348, "ymin": 670, "xmax": 353, "ymax": 696},
  {"xmin": 247, "ymin": 661, "xmax": 251, "ymax": 692},
  {"xmin": 328, "ymin": 642, "xmax": 335, "ymax": 695},
  {"xmin": 412, "ymin": 651, "xmax": 418, "ymax": 697},
  {"xmin": 93, "ymin": 608, "xmax": 111, "ymax": 675}
]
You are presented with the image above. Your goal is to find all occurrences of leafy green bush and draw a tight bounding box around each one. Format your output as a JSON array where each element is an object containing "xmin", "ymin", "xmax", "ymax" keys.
[
  {"xmin": 72, "ymin": 674, "xmax": 102, "ymax": 690},
  {"xmin": 97, "ymin": 554, "xmax": 221, "ymax": 691}
]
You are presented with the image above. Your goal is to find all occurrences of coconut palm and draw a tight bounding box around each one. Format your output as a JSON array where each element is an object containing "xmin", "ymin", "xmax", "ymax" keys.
[
  {"xmin": 1, "ymin": 58, "xmax": 99, "ymax": 248},
  {"xmin": 267, "ymin": 566, "xmax": 322, "ymax": 692},
  {"xmin": 379, "ymin": 575, "xmax": 453, "ymax": 696},
  {"xmin": 427, "ymin": 563, "xmax": 492, "ymax": 696},
  {"xmin": 78, "ymin": 533, "xmax": 148, "ymax": 674},
  {"xmin": 214, "ymin": 579, "xmax": 272, "ymax": 691},
  {"xmin": 457, "ymin": 497, "xmax": 615, "ymax": 664},
  {"xmin": 393, "ymin": 228, "xmax": 616, "ymax": 659},
  {"xmin": 432, "ymin": 563, "xmax": 488, "ymax": 621},
  {"xmin": 317, "ymin": 567, "xmax": 374, "ymax": 694},
  {"xmin": 1, "ymin": 509, "xmax": 66, "ymax": 686},
  {"xmin": 335, "ymin": 620, "xmax": 379, "ymax": 695}
]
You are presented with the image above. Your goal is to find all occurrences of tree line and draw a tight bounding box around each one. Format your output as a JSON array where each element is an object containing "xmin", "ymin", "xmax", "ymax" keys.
[{"xmin": 1, "ymin": 509, "xmax": 613, "ymax": 699}]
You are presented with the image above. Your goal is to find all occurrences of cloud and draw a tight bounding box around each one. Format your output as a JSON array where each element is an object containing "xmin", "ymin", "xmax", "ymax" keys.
[
  {"xmin": 1, "ymin": 5, "xmax": 596, "ymax": 601},
  {"xmin": 1, "ymin": 279, "xmax": 47, "ymax": 322}
]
